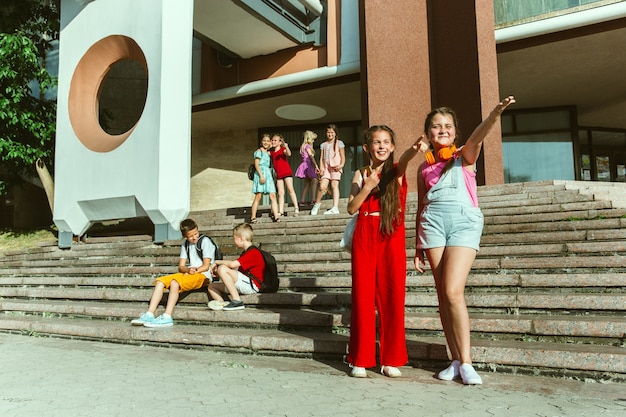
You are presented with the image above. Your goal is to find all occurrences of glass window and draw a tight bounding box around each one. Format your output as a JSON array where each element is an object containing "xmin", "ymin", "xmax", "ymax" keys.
[
  {"xmin": 501, "ymin": 114, "xmax": 514, "ymax": 134},
  {"xmin": 596, "ymin": 156, "xmax": 611, "ymax": 182},
  {"xmin": 581, "ymin": 154, "xmax": 591, "ymax": 181},
  {"xmin": 591, "ymin": 130, "xmax": 626, "ymax": 146},
  {"xmin": 503, "ymin": 133, "xmax": 575, "ymax": 183},
  {"xmin": 515, "ymin": 110, "xmax": 570, "ymax": 132},
  {"xmin": 617, "ymin": 164, "xmax": 626, "ymax": 182}
]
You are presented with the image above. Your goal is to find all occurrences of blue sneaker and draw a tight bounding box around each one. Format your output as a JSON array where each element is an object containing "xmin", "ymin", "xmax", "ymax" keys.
[
  {"xmin": 131, "ymin": 312, "xmax": 155, "ymax": 326},
  {"xmin": 143, "ymin": 314, "xmax": 174, "ymax": 328}
]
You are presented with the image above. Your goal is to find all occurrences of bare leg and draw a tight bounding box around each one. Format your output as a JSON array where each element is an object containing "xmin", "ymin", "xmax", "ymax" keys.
[
  {"xmin": 207, "ymin": 282, "xmax": 226, "ymax": 302},
  {"xmin": 311, "ymin": 177, "xmax": 318, "ymax": 202},
  {"xmin": 276, "ymin": 179, "xmax": 285, "ymax": 214},
  {"xmin": 428, "ymin": 246, "xmax": 477, "ymax": 364},
  {"xmin": 425, "ymin": 248, "xmax": 459, "ymax": 360},
  {"xmin": 269, "ymin": 192, "xmax": 280, "ymax": 220},
  {"xmin": 315, "ymin": 178, "xmax": 330, "ymax": 204},
  {"xmin": 214, "ymin": 265, "xmax": 242, "ymax": 302},
  {"xmin": 147, "ymin": 281, "xmax": 166, "ymax": 314},
  {"xmin": 163, "ymin": 280, "xmax": 180, "ymax": 316},
  {"xmin": 251, "ymin": 193, "xmax": 262, "ymax": 219},
  {"xmin": 330, "ymin": 179, "xmax": 340, "ymax": 208},
  {"xmin": 284, "ymin": 177, "xmax": 299, "ymax": 213},
  {"xmin": 300, "ymin": 178, "xmax": 310, "ymax": 203}
]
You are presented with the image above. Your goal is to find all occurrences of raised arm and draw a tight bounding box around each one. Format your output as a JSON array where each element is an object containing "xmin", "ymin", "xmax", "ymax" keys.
[
  {"xmin": 396, "ymin": 135, "xmax": 429, "ymax": 177},
  {"xmin": 462, "ymin": 96, "xmax": 515, "ymax": 165}
]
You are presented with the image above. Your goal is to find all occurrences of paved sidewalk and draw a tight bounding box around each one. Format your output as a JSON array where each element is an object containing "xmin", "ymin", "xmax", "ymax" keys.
[{"xmin": 0, "ymin": 333, "xmax": 624, "ymax": 417}]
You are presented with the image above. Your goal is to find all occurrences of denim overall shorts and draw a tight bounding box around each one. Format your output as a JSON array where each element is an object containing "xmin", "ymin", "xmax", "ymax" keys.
[{"xmin": 418, "ymin": 158, "xmax": 484, "ymax": 251}]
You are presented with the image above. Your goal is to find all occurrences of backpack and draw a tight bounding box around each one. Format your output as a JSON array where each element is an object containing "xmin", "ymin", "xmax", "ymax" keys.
[
  {"xmin": 185, "ymin": 234, "xmax": 223, "ymax": 261},
  {"xmin": 247, "ymin": 246, "xmax": 279, "ymax": 293}
]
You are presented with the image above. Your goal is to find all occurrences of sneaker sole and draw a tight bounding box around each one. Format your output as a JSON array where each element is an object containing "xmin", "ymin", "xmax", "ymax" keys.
[
  {"xmin": 382, "ymin": 370, "xmax": 402, "ymax": 378},
  {"xmin": 208, "ymin": 300, "xmax": 228, "ymax": 311},
  {"xmin": 143, "ymin": 323, "xmax": 174, "ymax": 328},
  {"xmin": 463, "ymin": 379, "xmax": 483, "ymax": 385},
  {"xmin": 223, "ymin": 306, "xmax": 245, "ymax": 311}
]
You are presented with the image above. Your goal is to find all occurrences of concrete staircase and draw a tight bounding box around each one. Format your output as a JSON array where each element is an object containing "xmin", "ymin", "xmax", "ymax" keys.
[{"xmin": 1, "ymin": 181, "xmax": 625, "ymax": 381}]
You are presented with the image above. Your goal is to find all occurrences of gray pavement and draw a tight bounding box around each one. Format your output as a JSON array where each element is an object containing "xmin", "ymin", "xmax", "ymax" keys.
[{"xmin": 1, "ymin": 333, "xmax": 625, "ymax": 417}]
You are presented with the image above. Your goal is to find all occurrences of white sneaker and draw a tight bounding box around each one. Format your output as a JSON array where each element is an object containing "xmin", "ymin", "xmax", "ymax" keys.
[
  {"xmin": 437, "ymin": 360, "xmax": 460, "ymax": 381},
  {"xmin": 460, "ymin": 363, "xmax": 483, "ymax": 385},
  {"xmin": 208, "ymin": 300, "xmax": 229, "ymax": 311},
  {"xmin": 310, "ymin": 203, "xmax": 321, "ymax": 215},
  {"xmin": 381, "ymin": 365, "xmax": 402, "ymax": 378},
  {"xmin": 349, "ymin": 365, "xmax": 367, "ymax": 378},
  {"xmin": 324, "ymin": 206, "xmax": 340, "ymax": 215}
]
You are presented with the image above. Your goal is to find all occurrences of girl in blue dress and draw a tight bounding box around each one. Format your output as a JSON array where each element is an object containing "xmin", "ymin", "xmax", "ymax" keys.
[{"xmin": 250, "ymin": 134, "xmax": 280, "ymax": 223}]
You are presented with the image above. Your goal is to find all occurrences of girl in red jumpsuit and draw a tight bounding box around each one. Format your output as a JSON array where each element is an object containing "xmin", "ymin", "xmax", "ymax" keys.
[{"xmin": 346, "ymin": 125, "xmax": 428, "ymax": 378}]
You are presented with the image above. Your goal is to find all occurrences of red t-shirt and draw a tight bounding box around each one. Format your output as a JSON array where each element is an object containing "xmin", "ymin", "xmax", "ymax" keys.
[
  {"xmin": 270, "ymin": 147, "xmax": 293, "ymax": 179},
  {"xmin": 238, "ymin": 247, "xmax": 265, "ymax": 284}
]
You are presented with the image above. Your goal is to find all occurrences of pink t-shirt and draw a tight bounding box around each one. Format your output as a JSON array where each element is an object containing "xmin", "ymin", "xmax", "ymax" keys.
[{"xmin": 421, "ymin": 160, "xmax": 479, "ymax": 207}]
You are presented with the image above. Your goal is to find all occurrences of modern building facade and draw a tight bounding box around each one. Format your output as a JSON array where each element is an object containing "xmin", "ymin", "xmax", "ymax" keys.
[
  {"xmin": 189, "ymin": 0, "xmax": 626, "ymax": 211},
  {"xmin": 39, "ymin": 0, "xmax": 626, "ymax": 239}
]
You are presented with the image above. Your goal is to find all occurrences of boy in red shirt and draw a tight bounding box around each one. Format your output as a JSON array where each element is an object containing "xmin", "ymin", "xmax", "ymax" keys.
[{"xmin": 207, "ymin": 223, "xmax": 265, "ymax": 311}]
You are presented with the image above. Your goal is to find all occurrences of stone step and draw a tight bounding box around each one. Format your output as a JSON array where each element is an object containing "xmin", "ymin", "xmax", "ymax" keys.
[
  {"xmin": 1, "ymin": 272, "xmax": 623, "ymax": 290},
  {"xmin": 0, "ymin": 315, "xmax": 623, "ymax": 376},
  {"xmin": 1, "ymin": 180, "xmax": 625, "ymax": 379},
  {"xmin": 2, "ymin": 222, "xmax": 624, "ymax": 269},
  {"xmin": 1, "ymin": 286, "xmax": 623, "ymax": 313},
  {"xmin": 0, "ymin": 300, "xmax": 626, "ymax": 343},
  {"xmin": 2, "ymin": 251, "xmax": 625, "ymax": 279},
  {"xmin": 478, "ymin": 190, "xmax": 595, "ymax": 207},
  {"xmin": 3, "ymin": 252, "xmax": 625, "ymax": 277},
  {"xmin": 1, "ymin": 299, "xmax": 623, "ymax": 342}
]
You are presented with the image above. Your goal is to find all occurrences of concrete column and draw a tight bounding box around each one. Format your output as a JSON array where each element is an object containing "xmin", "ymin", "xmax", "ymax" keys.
[
  {"xmin": 359, "ymin": 0, "xmax": 432, "ymax": 193},
  {"xmin": 428, "ymin": 0, "xmax": 504, "ymax": 185}
]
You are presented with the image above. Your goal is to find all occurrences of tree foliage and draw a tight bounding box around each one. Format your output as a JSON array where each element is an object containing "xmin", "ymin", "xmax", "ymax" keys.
[{"xmin": 0, "ymin": 0, "xmax": 59, "ymax": 196}]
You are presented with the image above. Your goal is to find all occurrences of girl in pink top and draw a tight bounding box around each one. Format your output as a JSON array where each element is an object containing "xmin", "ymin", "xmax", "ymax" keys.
[
  {"xmin": 415, "ymin": 96, "xmax": 516, "ymax": 385},
  {"xmin": 310, "ymin": 124, "xmax": 345, "ymax": 215}
]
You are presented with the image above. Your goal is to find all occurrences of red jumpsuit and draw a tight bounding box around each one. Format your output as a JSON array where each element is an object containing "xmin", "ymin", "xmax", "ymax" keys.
[
  {"xmin": 270, "ymin": 146, "xmax": 293, "ymax": 179},
  {"xmin": 346, "ymin": 172, "xmax": 408, "ymax": 368}
]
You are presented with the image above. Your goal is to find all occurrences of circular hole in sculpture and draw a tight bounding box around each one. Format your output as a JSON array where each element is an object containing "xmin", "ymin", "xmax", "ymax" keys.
[
  {"xmin": 68, "ymin": 35, "xmax": 148, "ymax": 153},
  {"xmin": 98, "ymin": 59, "xmax": 148, "ymax": 135}
]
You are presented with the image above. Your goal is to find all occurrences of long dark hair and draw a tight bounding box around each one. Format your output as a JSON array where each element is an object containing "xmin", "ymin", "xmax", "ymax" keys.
[
  {"xmin": 326, "ymin": 123, "xmax": 339, "ymax": 153},
  {"xmin": 363, "ymin": 125, "xmax": 400, "ymax": 236}
]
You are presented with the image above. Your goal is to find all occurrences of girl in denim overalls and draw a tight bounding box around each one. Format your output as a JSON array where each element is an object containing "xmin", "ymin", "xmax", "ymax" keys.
[
  {"xmin": 415, "ymin": 97, "xmax": 515, "ymax": 385},
  {"xmin": 345, "ymin": 125, "xmax": 428, "ymax": 378}
]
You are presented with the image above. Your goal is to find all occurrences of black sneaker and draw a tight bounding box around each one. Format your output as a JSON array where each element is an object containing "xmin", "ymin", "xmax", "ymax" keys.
[{"xmin": 222, "ymin": 300, "xmax": 245, "ymax": 311}]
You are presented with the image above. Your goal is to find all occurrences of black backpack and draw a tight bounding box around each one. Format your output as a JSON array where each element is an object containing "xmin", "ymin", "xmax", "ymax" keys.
[
  {"xmin": 185, "ymin": 234, "xmax": 223, "ymax": 261},
  {"xmin": 247, "ymin": 246, "xmax": 279, "ymax": 293}
]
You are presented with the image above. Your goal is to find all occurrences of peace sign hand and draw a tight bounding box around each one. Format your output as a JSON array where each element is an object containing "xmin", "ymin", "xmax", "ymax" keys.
[{"xmin": 362, "ymin": 164, "xmax": 383, "ymax": 193}]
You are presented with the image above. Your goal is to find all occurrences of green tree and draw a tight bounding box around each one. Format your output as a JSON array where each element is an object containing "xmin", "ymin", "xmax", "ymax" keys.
[{"xmin": 0, "ymin": 0, "xmax": 59, "ymax": 196}]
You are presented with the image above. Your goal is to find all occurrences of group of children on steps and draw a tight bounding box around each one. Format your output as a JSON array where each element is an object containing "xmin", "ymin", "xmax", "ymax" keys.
[{"xmin": 131, "ymin": 97, "xmax": 516, "ymax": 385}]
